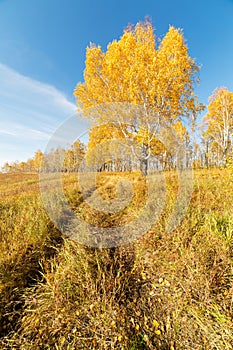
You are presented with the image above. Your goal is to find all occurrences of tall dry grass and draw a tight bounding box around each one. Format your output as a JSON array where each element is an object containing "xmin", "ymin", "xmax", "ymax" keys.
[{"xmin": 0, "ymin": 169, "xmax": 233, "ymax": 349}]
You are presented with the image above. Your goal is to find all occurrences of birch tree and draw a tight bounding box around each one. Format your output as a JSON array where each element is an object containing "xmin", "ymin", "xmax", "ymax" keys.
[
  {"xmin": 203, "ymin": 87, "xmax": 233, "ymax": 165},
  {"xmin": 74, "ymin": 19, "xmax": 201, "ymax": 175}
]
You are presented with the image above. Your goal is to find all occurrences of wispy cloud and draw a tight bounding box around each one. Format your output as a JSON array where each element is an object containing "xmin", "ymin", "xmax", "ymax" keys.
[
  {"xmin": 0, "ymin": 63, "xmax": 88, "ymax": 167},
  {"xmin": 0, "ymin": 129, "xmax": 17, "ymax": 136}
]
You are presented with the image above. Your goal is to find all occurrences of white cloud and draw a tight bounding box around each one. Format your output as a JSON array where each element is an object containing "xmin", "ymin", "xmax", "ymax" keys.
[
  {"xmin": 0, "ymin": 129, "xmax": 17, "ymax": 136},
  {"xmin": 0, "ymin": 63, "xmax": 88, "ymax": 168}
]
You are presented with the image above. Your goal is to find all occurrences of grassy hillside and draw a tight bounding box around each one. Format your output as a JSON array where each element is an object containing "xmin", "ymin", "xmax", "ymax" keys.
[{"xmin": 0, "ymin": 169, "xmax": 233, "ymax": 349}]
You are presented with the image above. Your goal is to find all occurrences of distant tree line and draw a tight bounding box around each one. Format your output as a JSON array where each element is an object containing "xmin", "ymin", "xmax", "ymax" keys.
[{"xmin": 1, "ymin": 140, "xmax": 86, "ymax": 173}]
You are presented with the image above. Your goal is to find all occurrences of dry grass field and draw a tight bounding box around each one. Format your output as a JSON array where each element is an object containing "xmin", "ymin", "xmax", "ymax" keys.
[{"xmin": 0, "ymin": 169, "xmax": 233, "ymax": 349}]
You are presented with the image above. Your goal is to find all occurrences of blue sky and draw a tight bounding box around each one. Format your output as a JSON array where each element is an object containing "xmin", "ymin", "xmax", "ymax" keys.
[{"xmin": 0, "ymin": 0, "xmax": 233, "ymax": 167}]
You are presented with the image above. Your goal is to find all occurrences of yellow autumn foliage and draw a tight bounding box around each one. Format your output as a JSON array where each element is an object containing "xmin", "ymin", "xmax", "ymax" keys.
[
  {"xmin": 203, "ymin": 87, "xmax": 233, "ymax": 163},
  {"xmin": 74, "ymin": 19, "xmax": 201, "ymax": 172}
]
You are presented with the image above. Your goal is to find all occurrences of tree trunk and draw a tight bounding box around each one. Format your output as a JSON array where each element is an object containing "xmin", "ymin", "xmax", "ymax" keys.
[
  {"xmin": 140, "ymin": 145, "xmax": 149, "ymax": 176},
  {"xmin": 140, "ymin": 158, "xmax": 148, "ymax": 176}
]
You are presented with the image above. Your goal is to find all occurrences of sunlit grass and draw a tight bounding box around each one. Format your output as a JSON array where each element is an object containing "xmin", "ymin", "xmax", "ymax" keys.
[{"xmin": 0, "ymin": 168, "xmax": 233, "ymax": 349}]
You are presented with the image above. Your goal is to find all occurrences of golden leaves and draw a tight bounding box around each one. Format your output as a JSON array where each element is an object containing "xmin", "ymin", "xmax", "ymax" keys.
[
  {"xmin": 203, "ymin": 88, "xmax": 233, "ymax": 161},
  {"xmin": 74, "ymin": 19, "xmax": 201, "ymax": 162}
]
